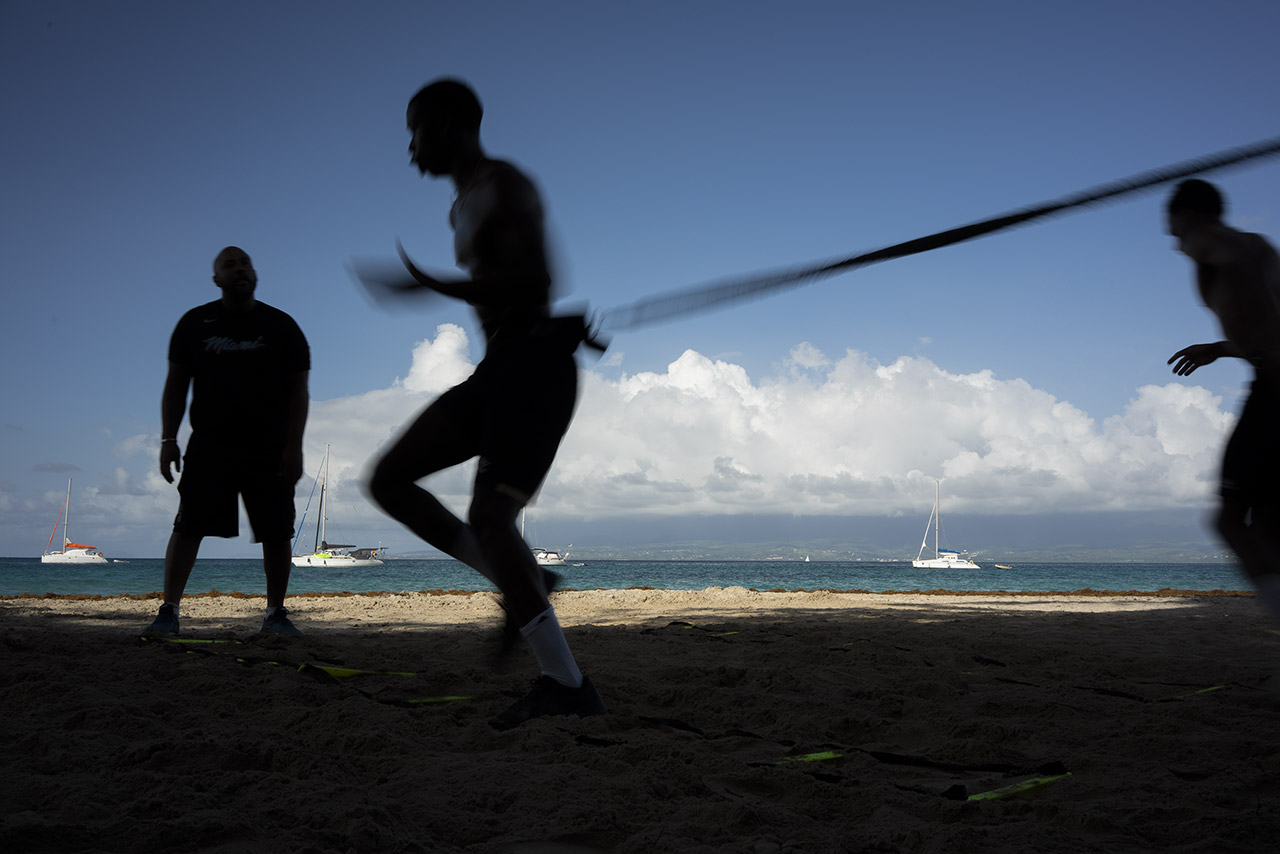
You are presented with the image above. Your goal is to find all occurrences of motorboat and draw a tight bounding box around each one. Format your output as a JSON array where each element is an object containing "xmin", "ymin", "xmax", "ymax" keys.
[{"xmin": 532, "ymin": 547, "xmax": 568, "ymax": 567}]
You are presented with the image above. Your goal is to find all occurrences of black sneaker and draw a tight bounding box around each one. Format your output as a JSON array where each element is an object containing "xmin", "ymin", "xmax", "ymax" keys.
[
  {"xmin": 144, "ymin": 603, "xmax": 180, "ymax": 636},
  {"xmin": 491, "ymin": 674, "xmax": 606, "ymax": 730},
  {"xmin": 260, "ymin": 607, "xmax": 302, "ymax": 636},
  {"xmin": 497, "ymin": 569, "xmax": 562, "ymax": 656}
]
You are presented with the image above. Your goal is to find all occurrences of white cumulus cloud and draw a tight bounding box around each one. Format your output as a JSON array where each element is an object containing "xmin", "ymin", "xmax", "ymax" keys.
[
  {"xmin": 549, "ymin": 342, "xmax": 1232, "ymax": 520},
  {"xmin": 106, "ymin": 326, "xmax": 1237, "ymax": 546}
]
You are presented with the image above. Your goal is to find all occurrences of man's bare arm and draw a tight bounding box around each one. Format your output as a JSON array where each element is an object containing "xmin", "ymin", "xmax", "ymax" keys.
[
  {"xmin": 1168, "ymin": 341, "xmax": 1243, "ymax": 376},
  {"xmin": 355, "ymin": 232, "xmax": 548, "ymax": 308},
  {"xmin": 395, "ymin": 244, "xmax": 549, "ymax": 304},
  {"xmin": 360, "ymin": 167, "xmax": 550, "ymax": 308},
  {"xmin": 160, "ymin": 361, "xmax": 192, "ymax": 483}
]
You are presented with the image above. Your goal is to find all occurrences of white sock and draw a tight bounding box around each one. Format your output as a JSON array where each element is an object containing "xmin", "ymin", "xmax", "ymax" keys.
[
  {"xmin": 520, "ymin": 606, "xmax": 583, "ymax": 688},
  {"xmin": 266, "ymin": 605, "xmax": 281, "ymax": 618},
  {"xmin": 1255, "ymin": 575, "xmax": 1280, "ymax": 624}
]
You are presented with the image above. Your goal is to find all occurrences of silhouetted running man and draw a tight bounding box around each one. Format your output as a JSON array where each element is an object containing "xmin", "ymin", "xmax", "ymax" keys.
[
  {"xmin": 1166, "ymin": 179, "xmax": 1280, "ymax": 621},
  {"xmin": 144, "ymin": 246, "xmax": 310, "ymax": 637},
  {"xmin": 361, "ymin": 79, "xmax": 605, "ymax": 728}
]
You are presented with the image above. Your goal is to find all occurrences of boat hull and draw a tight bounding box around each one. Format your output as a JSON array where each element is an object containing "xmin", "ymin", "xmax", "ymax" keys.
[
  {"xmin": 292, "ymin": 554, "xmax": 384, "ymax": 568},
  {"xmin": 532, "ymin": 548, "xmax": 568, "ymax": 567},
  {"xmin": 41, "ymin": 549, "xmax": 108, "ymax": 565},
  {"xmin": 912, "ymin": 557, "xmax": 980, "ymax": 569}
]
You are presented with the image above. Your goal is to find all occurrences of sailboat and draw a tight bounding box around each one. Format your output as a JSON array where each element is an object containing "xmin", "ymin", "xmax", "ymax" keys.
[
  {"xmin": 41, "ymin": 478, "xmax": 108, "ymax": 564},
  {"xmin": 292, "ymin": 445, "xmax": 384, "ymax": 568},
  {"xmin": 521, "ymin": 508, "xmax": 569, "ymax": 566},
  {"xmin": 912, "ymin": 479, "xmax": 979, "ymax": 569}
]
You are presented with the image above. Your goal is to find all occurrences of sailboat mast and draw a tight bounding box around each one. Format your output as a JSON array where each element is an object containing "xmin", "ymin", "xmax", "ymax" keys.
[
  {"xmin": 63, "ymin": 478, "xmax": 72, "ymax": 550},
  {"xmin": 933, "ymin": 479, "xmax": 939, "ymax": 559},
  {"xmin": 319, "ymin": 444, "xmax": 330, "ymax": 551},
  {"xmin": 312, "ymin": 478, "xmax": 321, "ymax": 553},
  {"xmin": 46, "ymin": 481, "xmax": 69, "ymax": 554},
  {"xmin": 915, "ymin": 485, "xmax": 936, "ymax": 562}
]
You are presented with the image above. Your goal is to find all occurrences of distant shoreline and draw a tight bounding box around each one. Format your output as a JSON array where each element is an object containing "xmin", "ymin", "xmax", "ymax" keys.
[{"xmin": 1, "ymin": 586, "xmax": 1253, "ymax": 602}]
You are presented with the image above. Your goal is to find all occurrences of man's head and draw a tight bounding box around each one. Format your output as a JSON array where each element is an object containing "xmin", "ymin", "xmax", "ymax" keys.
[
  {"xmin": 407, "ymin": 78, "xmax": 483, "ymax": 177},
  {"xmin": 212, "ymin": 246, "xmax": 257, "ymax": 300},
  {"xmin": 1167, "ymin": 179, "xmax": 1225, "ymax": 238}
]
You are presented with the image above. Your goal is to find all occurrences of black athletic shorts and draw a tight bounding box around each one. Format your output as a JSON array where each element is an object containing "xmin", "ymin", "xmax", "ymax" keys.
[
  {"xmin": 1220, "ymin": 374, "xmax": 1280, "ymax": 505},
  {"xmin": 428, "ymin": 346, "xmax": 577, "ymax": 503},
  {"xmin": 173, "ymin": 442, "xmax": 296, "ymax": 542}
]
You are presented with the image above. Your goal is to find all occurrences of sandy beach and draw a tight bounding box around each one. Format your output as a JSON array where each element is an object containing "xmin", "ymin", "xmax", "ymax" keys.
[{"xmin": 2, "ymin": 587, "xmax": 1278, "ymax": 853}]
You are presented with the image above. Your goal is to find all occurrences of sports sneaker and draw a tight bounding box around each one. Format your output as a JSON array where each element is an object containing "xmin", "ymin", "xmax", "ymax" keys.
[
  {"xmin": 491, "ymin": 674, "xmax": 606, "ymax": 730},
  {"xmin": 144, "ymin": 603, "xmax": 180, "ymax": 636},
  {"xmin": 497, "ymin": 569, "xmax": 562, "ymax": 656},
  {"xmin": 260, "ymin": 607, "xmax": 302, "ymax": 636}
]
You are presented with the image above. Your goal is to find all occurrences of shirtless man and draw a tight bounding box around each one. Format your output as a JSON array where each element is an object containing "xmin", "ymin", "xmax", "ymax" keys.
[
  {"xmin": 1166, "ymin": 179, "xmax": 1280, "ymax": 621},
  {"xmin": 362, "ymin": 79, "xmax": 604, "ymax": 727}
]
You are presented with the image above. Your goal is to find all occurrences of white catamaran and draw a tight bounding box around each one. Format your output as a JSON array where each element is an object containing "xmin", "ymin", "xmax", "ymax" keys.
[
  {"xmin": 292, "ymin": 445, "xmax": 384, "ymax": 568},
  {"xmin": 521, "ymin": 508, "xmax": 570, "ymax": 566},
  {"xmin": 41, "ymin": 478, "xmax": 108, "ymax": 564},
  {"xmin": 912, "ymin": 479, "xmax": 979, "ymax": 569}
]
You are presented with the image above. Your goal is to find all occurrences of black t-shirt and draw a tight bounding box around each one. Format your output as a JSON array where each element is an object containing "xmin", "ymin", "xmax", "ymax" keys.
[{"xmin": 168, "ymin": 299, "xmax": 310, "ymax": 454}]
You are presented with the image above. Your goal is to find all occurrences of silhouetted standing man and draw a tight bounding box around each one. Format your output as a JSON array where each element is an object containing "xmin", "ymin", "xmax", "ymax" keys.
[
  {"xmin": 145, "ymin": 246, "xmax": 310, "ymax": 636},
  {"xmin": 363, "ymin": 79, "xmax": 604, "ymax": 728},
  {"xmin": 1167, "ymin": 179, "xmax": 1280, "ymax": 621}
]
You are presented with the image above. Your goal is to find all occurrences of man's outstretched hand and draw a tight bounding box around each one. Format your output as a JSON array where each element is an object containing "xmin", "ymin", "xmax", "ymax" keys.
[
  {"xmin": 349, "ymin": 245, "xmax": 444, "ymax": 309},
  {"xmin": 1168, "ymin": 342, "xmax": 1225, "ymax": 376}
]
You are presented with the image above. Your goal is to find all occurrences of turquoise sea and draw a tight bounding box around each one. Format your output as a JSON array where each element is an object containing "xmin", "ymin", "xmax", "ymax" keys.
[{"xmin": 0, "ymin": 556, "xmax": 1249, "ymax": 597}]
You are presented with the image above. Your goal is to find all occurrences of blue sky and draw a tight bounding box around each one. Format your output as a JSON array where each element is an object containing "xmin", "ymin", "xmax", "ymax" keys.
[{"xmin": 3, "ymin": 0, "xmax": 1279, "ymax": 558}]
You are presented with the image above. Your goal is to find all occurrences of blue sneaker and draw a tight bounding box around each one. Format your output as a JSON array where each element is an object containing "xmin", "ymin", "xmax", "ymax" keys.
[
  {"xmin": 144, "ymin": 603, "xmax": 180, "ymax": 636},
  {"xmin": 261, "ymin": 607, "xmax": 302, "ymax": 636}
]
